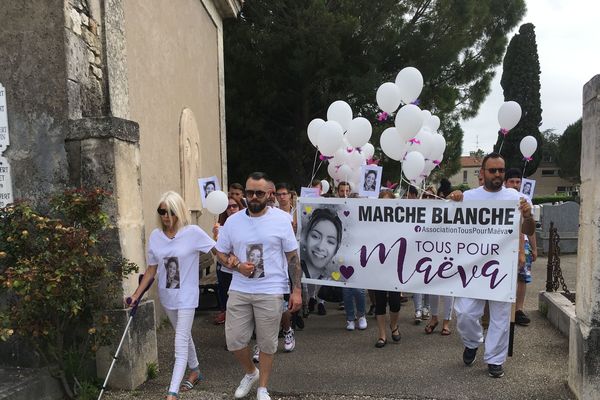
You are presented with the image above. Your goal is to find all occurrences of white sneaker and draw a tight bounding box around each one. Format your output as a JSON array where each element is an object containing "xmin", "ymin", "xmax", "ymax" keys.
[
  {"xmin": 422, "ymin": 306, "xmax": 430, "ymax": 319},
  {"xmin": 234, "ymin": 369, "xmax": 260, "ymax": 399},
  {"xmin": 257, "ymin": 388, "xmax": 271, "ymax": 400},
  {"xmin": 346, "ymin": 320, "xmax": 355, "ymax": 331},
  {"xmin": 283, "ymin": 328, "xmax": 295, "ymax": 352},
  {"xmin": 252, "ymin": 344, "xmax": 260, "ymax": 363},
  {"xmin": 358, "ymin": 316, "xmax": 368, "ymax": 330},
  {"xmin": 414, "ymin": 310, "xmax": 422, "ymax": 323}
]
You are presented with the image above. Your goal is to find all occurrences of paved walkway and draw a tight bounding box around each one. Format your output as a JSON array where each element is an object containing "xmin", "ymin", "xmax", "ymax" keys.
[{"xmin": 103, "ymin": 255, "xmax": 577, "ymax": 400}]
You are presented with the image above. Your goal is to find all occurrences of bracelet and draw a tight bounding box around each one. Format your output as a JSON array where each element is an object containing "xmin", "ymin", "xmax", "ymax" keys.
[{"xmin": 234, "ymin": 262, "xmax": 241, "ymax": 270}]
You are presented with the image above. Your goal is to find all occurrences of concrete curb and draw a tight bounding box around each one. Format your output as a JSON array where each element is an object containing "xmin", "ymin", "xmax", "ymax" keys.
[{"xmin": 538, "ymin": 291, "xmax": 576, "ymax": 337}]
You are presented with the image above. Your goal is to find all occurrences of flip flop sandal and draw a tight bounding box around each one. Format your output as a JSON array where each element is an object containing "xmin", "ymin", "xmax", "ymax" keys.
[
  {"xmin": 441, "ymin": 328, "xmax": 451, "ymax": 336},
  {"xmin": 180, "ymin": 372, "xmax": 203, "ymax": 392},
  {"xmin": 375, "ymin": 338, "xmax": 387, "ymax": 348},
  {"xmin": 391, "ymin": 326, "xmax": 401, "ymax": 342},
  {"xmin": 425, "ymin": 321, "xmax": 439, "ymax": 334},
  {"xmin": 166, "ymin": 392, "xmax": 179, "ymax": 399}
]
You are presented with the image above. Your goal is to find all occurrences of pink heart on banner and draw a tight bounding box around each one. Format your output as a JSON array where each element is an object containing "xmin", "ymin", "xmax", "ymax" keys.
[{"xmin": 339, "ymin": 265, "xmax": 354, "ymax": 279}]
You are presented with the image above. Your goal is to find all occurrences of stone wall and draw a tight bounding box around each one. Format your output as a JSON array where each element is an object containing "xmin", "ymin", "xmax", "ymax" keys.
[{"xmin": 569, "ymin": 74, "xmax": 600, "ymax": 399}]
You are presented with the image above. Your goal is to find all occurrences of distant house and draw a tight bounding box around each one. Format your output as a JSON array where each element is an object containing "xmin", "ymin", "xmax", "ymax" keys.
[
  {"xmin": 449, "ymin": 155, "xmax": 482, "ymax": 189},
  {"xmin": 449, "ymin": 156, "xmax": 577, "ymax": 196}
]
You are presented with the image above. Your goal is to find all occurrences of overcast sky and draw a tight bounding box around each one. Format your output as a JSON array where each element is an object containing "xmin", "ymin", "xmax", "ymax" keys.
[{"xmin": 460, "ymin": 0, "xmax": 600, "ymax": 155}]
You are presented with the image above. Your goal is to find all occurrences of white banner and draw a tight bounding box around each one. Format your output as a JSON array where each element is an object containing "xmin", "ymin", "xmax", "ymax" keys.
[{"xmin": 298, "ymin": 197, "xmax": 521, "ymax": 302}]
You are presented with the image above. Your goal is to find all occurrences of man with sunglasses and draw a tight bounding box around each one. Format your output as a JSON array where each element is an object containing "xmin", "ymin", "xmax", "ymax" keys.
[
  {"xmin": 215, "ymin": 172, "xmax": 302, "ymax": 400},
  {"xmin": 451, "ymin": 153, "xmax": 535, "ymax": 379}
]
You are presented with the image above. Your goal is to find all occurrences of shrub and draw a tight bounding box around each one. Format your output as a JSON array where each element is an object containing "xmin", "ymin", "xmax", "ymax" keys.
[
  {"xmin": 0, "ymin": 188, "xmax": 137, "ymax": 399},
  {"xmin": 532, "ymin": 195, "xmax": 579, "ymax": 205}
]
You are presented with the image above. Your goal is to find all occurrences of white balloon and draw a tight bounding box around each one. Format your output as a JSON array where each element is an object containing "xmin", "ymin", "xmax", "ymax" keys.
[
  {"xmin": 327, "ymin": 163, "xmax": 340, "ymax": 180},
  {"xmin": 498, "ymin": 101, "xmax": 522, "ymax": 130},
  {"xmin": 346, "ymin": 117, "xmax": 372, "ymax": 148},
  {"xmin": 337, "ymin": 164, "xmax": 353, "ymax": 181},
  {"xmin": 361, "ymin": 143, "xmax": 375, "ymax": 160},
  {"xmin": 333, "ymin": 147, "xmax": 350, "ymax": 165},
  {"xmin": 395, "ymin": 104, "xmax": 424, "ymax": 141},
  {"xmin": 317, "ymin": 120, "xmax": 344, "ymax": 156},
  {"xmin": 430, "ymin": 133, "xmax": 447, "ymax": 161},
  {"xmin": 346, "ymin": 149, "xmax": 366, "ymax": 169},
  {"xmin": 307, "ymin": 118, "xmax": 325, "ymax": 147},
  {"xmin": 395, "ymin": 67, "xmax": 424, "ymax": 104},
  {"xmin": 402, "ymin": 151, "xmax": 426, "ymax": 180},
  {"xmin": 204, "ymin": 190, "xmax": 228, "ymax": 215},
  {"xmin": 407, "ymin": 130, "xmax": 434, "ymax": 159},
  {"xmin": 320, "ymin": 180, "xmax": 330, "ymax": 194},
  {"xmin": 520, "ymin": 135, "xmax": 538, "ymax": 158},
  {"xmin": 421, "ymin": 109, "xmax": 432, "ymax": 121},
  {"xmin": 327, "ymin": 100, "xmax": 353, "ymax": 131},
  {"xmin": 380, "ymin": 127, "xmax": 407, "ymax": 161},
  {"xmin": 424, "ymin": 115, "xmax": 441, "ymax": 131},
  {"xmin": 376, "ymin": 82, "xmax": 402, "ymax": 113}
]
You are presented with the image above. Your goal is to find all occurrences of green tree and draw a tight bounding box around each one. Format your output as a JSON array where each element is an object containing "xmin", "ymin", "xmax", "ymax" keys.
[
  {"xmin": 541, "ymin": 128, "xmax": 560, "ymax": 163},
  {"xmin": 495, "ymin": 23, "xmax": 542, "ymax": 176},
  {"xmin": 557, "ymin": 119, "xmax": 582, "ymax": 182},
  {"xmin": 224, "ymin": 0, "xmax": 525, "ymax": 187}
]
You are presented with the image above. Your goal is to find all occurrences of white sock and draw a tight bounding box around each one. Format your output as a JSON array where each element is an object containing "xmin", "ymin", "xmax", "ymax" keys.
[{"xmin": 257, "ymin": 387, "xmax": 268, "ymax": 394}]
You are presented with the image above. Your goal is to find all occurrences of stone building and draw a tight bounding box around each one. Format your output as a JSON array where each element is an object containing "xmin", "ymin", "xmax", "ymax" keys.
[{"xmin": 0, "ymin": 0, "xmax": 241, "ymax": 389}]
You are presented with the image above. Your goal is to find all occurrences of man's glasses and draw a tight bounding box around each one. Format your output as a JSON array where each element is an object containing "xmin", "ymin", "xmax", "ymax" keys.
[
  {"xmin": 486, "ymin": 168, "xmax": 505, "ymax": 174},
  {"xmin": 245, "ymin": 190, "xmax": 268, "ymax": 199},
  {"xmin": 275, "ymin": 192, "xmax": 289, "ymax": 197},
  {"xmin": 157, "ymin": 207, "xmax": 175, "ymax": 216}
]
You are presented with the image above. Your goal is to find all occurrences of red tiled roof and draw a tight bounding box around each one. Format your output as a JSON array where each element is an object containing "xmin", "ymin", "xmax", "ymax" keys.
[{"xmin": 461, "ymin": 156, "xmax": 482, "ymax": 168}]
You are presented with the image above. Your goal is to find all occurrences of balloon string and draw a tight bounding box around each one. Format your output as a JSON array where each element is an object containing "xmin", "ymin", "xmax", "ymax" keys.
[
  {"xmin": 309, "ymin": 160, "xmax": 323, "ymax": 185},
  {"xmin": 308, "ymin": 148, "xmax": 319, "ymax": 186},
  {"xmin": 498, "ymin": 139, "xmax": 504, "ymax": 154},
  {"xmin": 522, "ymin": 160, "xmax": 528, "ymax": 179}
]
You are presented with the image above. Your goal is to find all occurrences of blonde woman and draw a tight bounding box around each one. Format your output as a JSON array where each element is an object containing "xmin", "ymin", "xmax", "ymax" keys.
[{"xmin": 128, "ymin": 191, "xmax": 215, "ymax": 399}]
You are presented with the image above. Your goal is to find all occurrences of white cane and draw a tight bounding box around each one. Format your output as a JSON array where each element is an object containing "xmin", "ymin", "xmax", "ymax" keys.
[{"xmin": 97, "ymin": 275, "xmax": 154, "ymax": 400}]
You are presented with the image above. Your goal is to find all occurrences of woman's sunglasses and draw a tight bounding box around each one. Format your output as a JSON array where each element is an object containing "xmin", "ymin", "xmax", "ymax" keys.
[{"xmin": 157, "ymin": 207, "xmax": 176, "ymax": 216}]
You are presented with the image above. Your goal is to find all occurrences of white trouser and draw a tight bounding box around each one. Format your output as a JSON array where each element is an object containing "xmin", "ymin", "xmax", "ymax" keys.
[
  {"xmin": 430, "ymin": 295, "xmax": 454, "ymax": 320},
  {"xmin": 164, "ymin": 308, "xmax": 199, "ymax": 394},
  {"xmin": 454, "ymin": 298, "xmax": 511, "ymax": 365}
]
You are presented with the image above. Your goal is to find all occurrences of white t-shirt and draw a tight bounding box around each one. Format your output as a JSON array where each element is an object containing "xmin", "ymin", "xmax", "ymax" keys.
[
  {"xmin": 147, "ymin": 225, "xmax": 215, "ymax": 310},
  {"xmin": 216, "ymin": 207, "xmax": 298, "ymax": 295},
  {"xmin": 463, "ymin": 185, "xmax": 522, "ymax": 203}
]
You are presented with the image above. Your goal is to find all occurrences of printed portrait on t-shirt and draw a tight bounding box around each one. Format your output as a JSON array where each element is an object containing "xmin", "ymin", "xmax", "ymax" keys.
[
  {"xmin": 164, "ymin": 256, "xmax": 181, "ymax": 289},
  {"xmin": 246, "ymin": 243, "xmax": 265, "ymax": 278}
]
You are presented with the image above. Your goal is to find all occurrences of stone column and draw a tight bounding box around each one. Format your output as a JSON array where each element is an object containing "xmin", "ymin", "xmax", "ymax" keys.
[
  {"xmin": 569, "ymin": 74, "xmax": 600, "ymax": 399},
  {"xmin": 65, "ymin": 116, "xmax": 158, "ymax": 390}
]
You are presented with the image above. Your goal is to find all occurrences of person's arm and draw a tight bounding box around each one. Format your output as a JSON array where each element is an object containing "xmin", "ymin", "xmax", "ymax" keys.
[
  {"xmin": 127, "ymin": 265, "xmax": 157, "ymax": 307},
  {"xmin": 529, "ymin": 232, "xmax": 538, "ymax": 262},
  {"xmin": 285, "ymin": 249, "xmax": 302, "ymax": 312},
  {"xmin": 519, "ymin": 198, "xmax": 535, "ymax": 236}
]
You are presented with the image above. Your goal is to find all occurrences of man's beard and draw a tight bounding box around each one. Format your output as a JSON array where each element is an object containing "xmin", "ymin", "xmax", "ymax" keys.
[
  {"xmin": 248, "ymin": 200, "xmax": 267, "ymax": 213},
  {"xmin": 484, "ymin": 177, "xmax": 503, "ymax": 191}
]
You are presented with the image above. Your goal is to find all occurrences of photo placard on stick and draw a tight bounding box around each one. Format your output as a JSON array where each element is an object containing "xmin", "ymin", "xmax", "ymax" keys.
[
  {"xmin": 520, "ymin": 178, "xmax": 535, "ymax": 198},
  {"xmin": 198, "ymin": 176, "xmax": 221, "ymax": 206},
  {"xmin": 359, "ymin": 165, "xmax": 382, "ymax": 198},
  {"xmin": 300, "ymin": 187, "xmax": 321, "ymax": 198}
]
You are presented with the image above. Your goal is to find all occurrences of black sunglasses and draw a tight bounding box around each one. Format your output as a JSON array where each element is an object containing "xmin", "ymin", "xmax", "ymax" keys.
[
  {"xmin": 486, "ymin": 168, "xmax": 505, "ymax": 174},
  {"xmin": 245, "ymin": 190, "xmax": 268, "ymax": 199},
  {"xmin": 157, "ymin": 207, "xmax": 176, "ymax": 216}
]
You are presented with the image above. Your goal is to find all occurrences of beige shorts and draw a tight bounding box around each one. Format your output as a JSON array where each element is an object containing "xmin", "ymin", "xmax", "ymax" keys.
[{"xmin": 225, "ymin": 291, "xmax": 283, "ymax": 354}]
